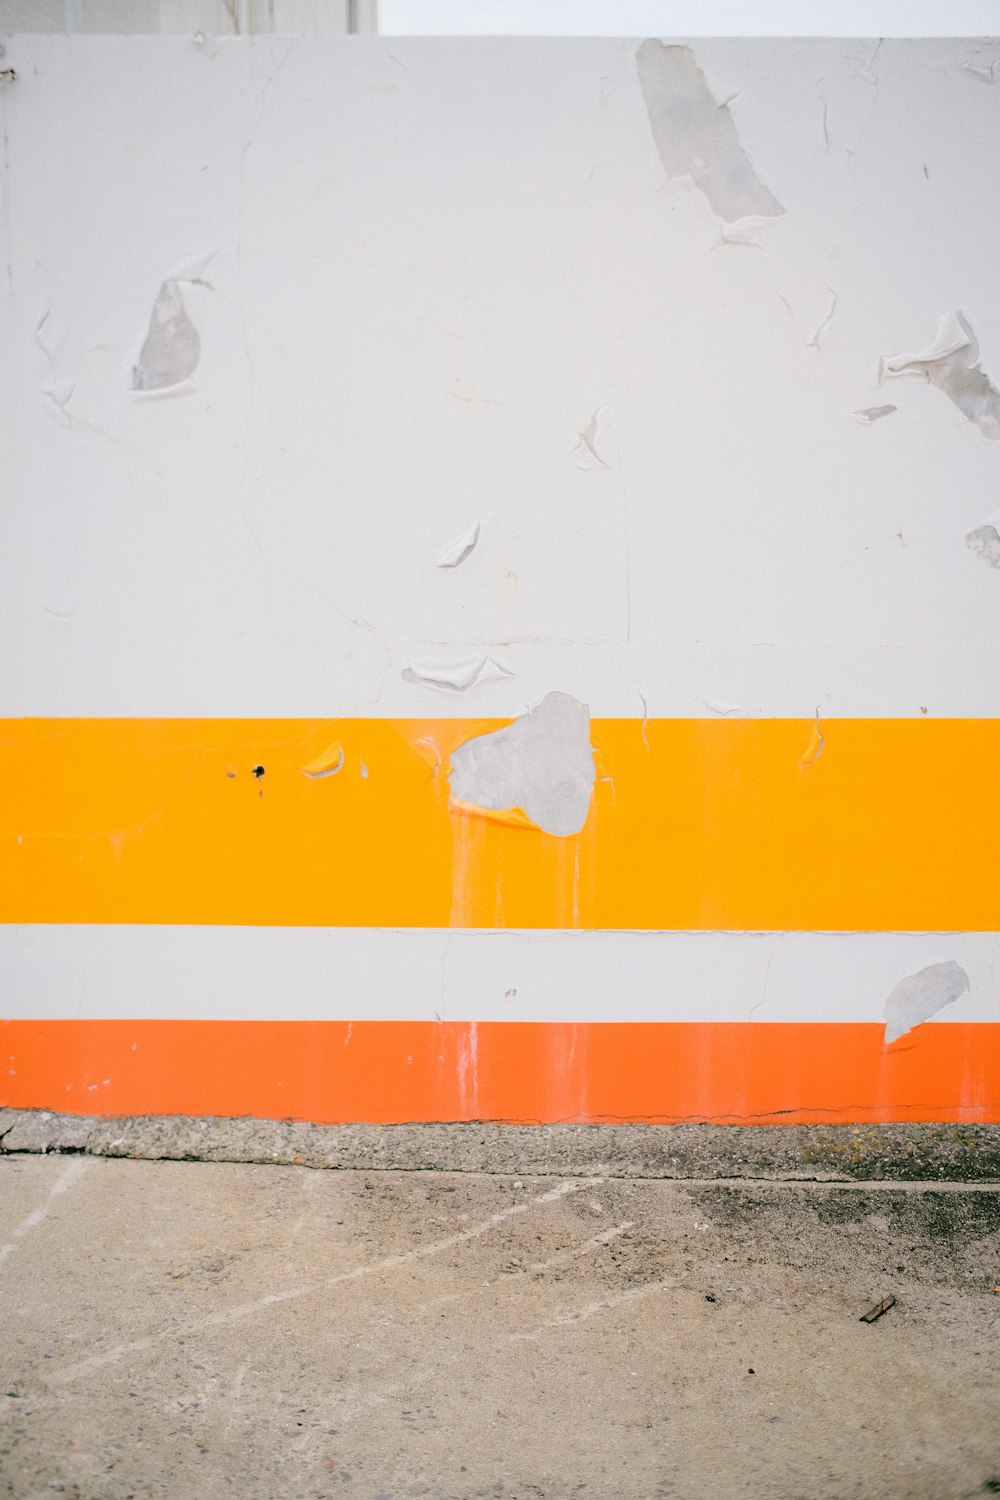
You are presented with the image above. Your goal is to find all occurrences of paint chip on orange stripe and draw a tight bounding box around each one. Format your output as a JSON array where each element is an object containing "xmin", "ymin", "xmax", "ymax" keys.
[
  {"xmin": 448, "ymin": 800, "xmax": 538, "ymax": 831},
  {"xmin": 800, "ymin": 708, "xmax": 825, "ymax": 767},
  {"xmin": 302, "ymin": 743, "xmax": 345, "ymax": 779},
  {"xmin": 449, "ymin": 692, "xmax": 595, "ymax": 837}
]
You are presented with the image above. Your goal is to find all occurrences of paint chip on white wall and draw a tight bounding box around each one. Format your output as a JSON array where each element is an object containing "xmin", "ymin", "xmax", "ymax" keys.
[
  {"xmin": 574, "ymin": 408, "xmax": 610, "ymax": 470},
  {"xmin": 132, "ymin": 280, "xmax": 201, "ymax": 392},
  {"xmin": 435, "ymin": 521, "xmax": 480, "ymax": 568},
  {"xmin": 701, "ymin": 696, "xmax": 746, "ymax": 716},
  {"xmin": 851, "ymin": 404, "xmax": 897, "ymax": 424},
  {"xmin": 636, "ymin": 40, "xmax": 784, "ymax": 223},
  {"xmin": 883, "ymin": 960, "xmax": 970, "ymax": 1044},
  {"xmin": 961, "ymin": 57, "xmax": 1000, "ymax": 82},
  {"xmin": 881, "ymin": 312, "xmax": 1000, "ymax": 441},
  {"xmin": 965, "ymin": 524, "xmax": 1000, "ymax": 569},
  {"xmin": 402, "ymin": 655, "xmax": 513, "ymax": 692}
]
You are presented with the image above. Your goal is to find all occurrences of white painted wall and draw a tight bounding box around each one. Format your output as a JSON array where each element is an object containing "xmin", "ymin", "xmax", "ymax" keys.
[
  {"xmin": 3, "ymin": 37, "xmax": 1000, "ymax": 721},
  {"xmin": 1, "ymin": 35, "xmax": 998, "ymax": 1037}
]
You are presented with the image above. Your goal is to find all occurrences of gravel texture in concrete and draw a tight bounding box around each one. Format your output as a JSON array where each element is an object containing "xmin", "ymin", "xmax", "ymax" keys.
[
  {"xmin": 2, "ymin": 1153, "xmax": 1000, "ymax": 1499},
  {"xmin": 3, "ymin": 1110, "xmax": 1000, "ymax": 1182}
]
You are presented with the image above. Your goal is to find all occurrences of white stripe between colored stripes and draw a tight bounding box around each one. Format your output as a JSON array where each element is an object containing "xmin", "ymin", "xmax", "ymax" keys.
[{"xmin": 2, "ymin": 926, "xmax": 998, "ymax": 1025}]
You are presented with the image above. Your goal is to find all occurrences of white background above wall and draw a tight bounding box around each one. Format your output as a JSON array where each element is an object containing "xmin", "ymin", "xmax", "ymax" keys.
[
  {"xmin": 4, "ymin": 0, "xmax": 1000, "ymax": 34},
  {"xmin": 378, "ymin": 0, "xmax": 1000, "ymax": 38}
]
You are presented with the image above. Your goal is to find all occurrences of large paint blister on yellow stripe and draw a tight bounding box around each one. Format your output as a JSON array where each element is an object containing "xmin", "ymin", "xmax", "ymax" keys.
[{"xmin": 2, "ymin": 715, "xmax": 998, "ymax": 932}]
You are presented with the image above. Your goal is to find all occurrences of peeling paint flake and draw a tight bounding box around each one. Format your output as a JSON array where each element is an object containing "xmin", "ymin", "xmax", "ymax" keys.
[
  {"xmin": 883, "ymin": 960, "xmax": 969, "ymax": 1045},
  {"xmin": 636, "ymin": 40, "xmax": 783, "ymax": 223},
  {"xmin": 132, "ymin": 280, "xmax": 201, "ymax": 392},
  {"xmin": 435, "ymin": 521, "xmax": 480, "ymax": 569},
  {"xmin": 961, "ymin": 57, "xmax": 1000, "ymax": 83},
  {"xmin": 574, "ymin": 408, "xmax": 610, "ymax": 470},
  {"xmin": 402, "ymin": 656, "xmax": 513, "ymax": 693},
  {"xmin": 881, "ymin": 312, "xmax": 1000, "ymax": 441},
  {"xmin": 36, "ymin": 308, "xmax": 78, "ymax": 426},
  {"xmin": 301, "ymin": 742, "xmax": 344, "ymax": 779},
  {"xmin": 701, "ymin": 696, "xmax": 745, "ymax": 717},
  {"xmin": 449, "ymin": 691, "xmax": 596, "ymax": 838},
  {"xmin": 851, "ymin": 404, "xmax": 897, "ymax": 424},
  {"xmin": 806, "ymin": 287, "xmax": 837, "ymax": 352},
  {"xmin": 965, "ymin": 524, "xmax": 1000, "ymax": 569}
]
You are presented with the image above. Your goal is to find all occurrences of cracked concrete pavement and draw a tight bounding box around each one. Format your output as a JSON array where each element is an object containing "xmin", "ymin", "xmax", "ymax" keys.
[
  {"xmin": 4, "ymin": 1112, "xmax": 1000, "ymax": 1181},
  {"xmin": 2, "ymin": 1147, "xmax": 1000, "ymax": 1499}
]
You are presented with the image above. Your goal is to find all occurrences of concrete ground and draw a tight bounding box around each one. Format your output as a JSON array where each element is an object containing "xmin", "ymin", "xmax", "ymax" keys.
[{"xmin": 2, "ymin": 1147, "xmax": 1000, "ymax": 1500}]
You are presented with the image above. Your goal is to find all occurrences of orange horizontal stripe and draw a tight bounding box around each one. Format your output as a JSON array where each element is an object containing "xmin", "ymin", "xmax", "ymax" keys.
[
  {"xmin": 2, "ymin": 1020, "xmax": 997, "ymax": 1124},
  {"xmin": 1, "ymin": 717, "xmax": 999, "ymax": 930}
]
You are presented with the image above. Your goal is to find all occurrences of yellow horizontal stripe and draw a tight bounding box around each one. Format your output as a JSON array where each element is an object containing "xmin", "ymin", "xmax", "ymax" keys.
[{"xmin": 1, "ymin": 717, "xmax": 997, "ymax": 930}]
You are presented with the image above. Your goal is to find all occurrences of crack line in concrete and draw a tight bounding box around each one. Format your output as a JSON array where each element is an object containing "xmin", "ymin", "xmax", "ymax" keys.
[
  {"xmin": 44, "ymin": 1177, "xmax": 598, "ymax": 1386},
  {"xmin": 0, "ymin": 1158, "xmax": 92, "ymax": 1271}
]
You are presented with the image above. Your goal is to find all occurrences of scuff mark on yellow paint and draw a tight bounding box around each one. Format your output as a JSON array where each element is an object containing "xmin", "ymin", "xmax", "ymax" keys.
[
  {"xmin": 412, "ymin": 736, "xmax": 442, "ymax": 776},
  {"xmin": 800, "ymin": 709, "xmax": 825, "ymax": 767},
  {"xmin": 638, "ymin": 691, "xmax": 650, "ymax": 751}
]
